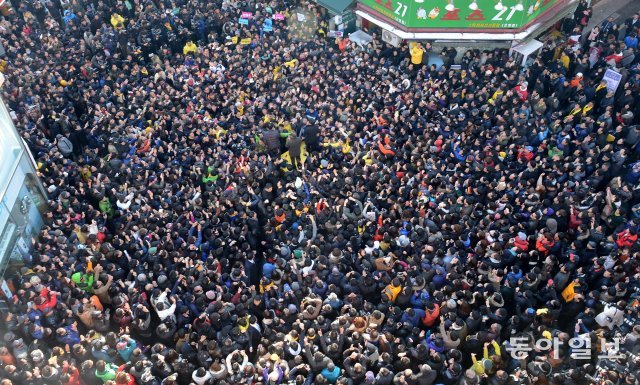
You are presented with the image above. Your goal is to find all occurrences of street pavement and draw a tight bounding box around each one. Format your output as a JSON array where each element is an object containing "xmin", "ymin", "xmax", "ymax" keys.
[{"xmin": 583, "ymin": 0, "xmax": 640, "ymax": 35}]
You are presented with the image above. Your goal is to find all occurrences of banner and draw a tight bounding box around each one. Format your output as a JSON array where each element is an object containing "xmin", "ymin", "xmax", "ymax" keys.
[
  {"xmin": 274, "ymin": 13, "xmax": 285, "ymax": 20},
  {"xmin": 240, "ymin": 38, "xmax": 252, "ymax": 44},
  {"xmin": 241, "ymin": 11, "xmax": 253, "ymax": 18},
  {"xmin": 603, "ymin": 68, "xmax": 622, "ymax": 93},
  {"xmin": 239, "ymin": 17, "xmax": 249, "ymax": 25},
  {"xmin": 358, "ymin": 0, "xmax": 556, "ymax": 29}
]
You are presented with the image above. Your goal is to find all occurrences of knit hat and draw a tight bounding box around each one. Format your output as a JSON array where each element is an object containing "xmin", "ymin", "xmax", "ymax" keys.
[{"xmin": 365, "ymin": 371, "xmax": 375, "ymax": 382}]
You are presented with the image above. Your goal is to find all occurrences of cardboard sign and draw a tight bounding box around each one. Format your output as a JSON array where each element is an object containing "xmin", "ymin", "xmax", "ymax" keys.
[
  {"xmin": 240, "ymin": 38, "xmax": 251, "ymax": 45},
  {"xmin": 603, "ymin": 68, "xmax": 622, "ymax": 92},
  {"xmin": 274, "ymin": 13, "xmax": 285, "ymax": 20},
  {"xmin": 241, "ymin": 11, "xmax": 253, "ymax": 18},
  {"xmin": 239, "ymin": 17, "xmax": 249, "ymax": 25}
]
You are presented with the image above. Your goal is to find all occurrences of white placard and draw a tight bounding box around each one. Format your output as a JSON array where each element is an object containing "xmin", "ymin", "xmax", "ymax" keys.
[{"xmin": 603, "ymin": 68, "xmax": 622, "ymax": 93}]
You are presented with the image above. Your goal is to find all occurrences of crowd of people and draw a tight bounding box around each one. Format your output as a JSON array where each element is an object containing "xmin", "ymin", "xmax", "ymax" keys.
[{"xmin": 0, "ymin": 0, "xmax": 640, "ymax": 384}]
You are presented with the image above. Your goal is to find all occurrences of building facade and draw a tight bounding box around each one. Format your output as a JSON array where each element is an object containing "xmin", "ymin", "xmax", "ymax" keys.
[
  {"xmin": 355, "ymin": 0, "xmax": 578, "ymax": 43},
  {"xmin": 0, "ymin": 98, "xmax": 47, "ymax": 303}
]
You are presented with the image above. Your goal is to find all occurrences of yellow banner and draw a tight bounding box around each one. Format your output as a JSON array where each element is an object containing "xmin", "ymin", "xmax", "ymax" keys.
[{"xmin": 240, "ymin": 38, "xmax": 251, "ymax": 45}]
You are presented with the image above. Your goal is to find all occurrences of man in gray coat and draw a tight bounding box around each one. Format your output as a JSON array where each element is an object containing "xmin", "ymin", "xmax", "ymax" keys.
[{"xmin": 56, "ymin": 134, "xmax": 74, "ymax": 157}]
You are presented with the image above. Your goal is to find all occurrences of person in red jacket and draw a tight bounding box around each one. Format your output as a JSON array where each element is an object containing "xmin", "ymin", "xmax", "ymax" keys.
[
  {"xmin": 514, "ymin": 232, "xmax": 529, "ymax": 252},
  {"xmin": 61, "ymin": 362, "xmax": 81, "ymax": 385},
  {"xmin": 616, "ymin": 228, "xmax": 638, "ymax": 249},
  {"xmin": 605, "ymin": 50, "xmax": 623, "ymax": 66},
  {"xmin": 513, "ymin": 82, "xmax": 529, "ymax": 102},
  {"xmin": 422, "ymin": 302, "xmax": 440, "ymax": 327},
  {"xmin": 536, "ymin": 232, "xmax": 555, "ymax": 256},
  {"xmin": 116, "ymin": 365, "xmax": 136, "ymax": 385},
  {"xmin": 34, "ymin": 286, "xmax": 57, "ymax": 313}
]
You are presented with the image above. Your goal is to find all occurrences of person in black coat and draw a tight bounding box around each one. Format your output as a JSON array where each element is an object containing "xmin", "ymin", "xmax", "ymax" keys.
[{"xmin": 302, "ymin": 124, "xmax": 320, "ymax": 153}]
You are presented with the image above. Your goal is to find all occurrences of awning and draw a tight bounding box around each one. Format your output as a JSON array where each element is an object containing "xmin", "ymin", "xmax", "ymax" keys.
[
  {"xmin": 316, "ymin": 0, "xmax": 354, "ymax": 15},
  {"xmin": 349, "ymin": 30, "xmax": 373, "ymax": 47},
  {"xmin": 512, "ymin": 39, "xmax": 544, "ymax": 57}
]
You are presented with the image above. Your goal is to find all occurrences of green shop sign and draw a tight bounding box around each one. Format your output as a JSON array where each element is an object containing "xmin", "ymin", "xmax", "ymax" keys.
[{"xmin": 358, "ymin": 0, "xmax": 556, "ymax": 29}]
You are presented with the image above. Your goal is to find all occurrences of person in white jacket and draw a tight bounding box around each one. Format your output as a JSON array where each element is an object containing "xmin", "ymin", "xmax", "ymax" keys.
[
  {"xmin": 116, "ymin": 192, "xmax": 135, "ymax": 211},
  {"xmin": 151, "ymin": 289, "xmax": 177, "ymax": 322},
  {"xmin": 191, "ymin": 367, "xmax": 212, "ymax": 385},
  {"xmin": 226, "ymin": 349, "xmax": 249, "ymax": 375},
  {"xmin": 595, "ymin": 301, "xmax": 625, "ymax": 329}
]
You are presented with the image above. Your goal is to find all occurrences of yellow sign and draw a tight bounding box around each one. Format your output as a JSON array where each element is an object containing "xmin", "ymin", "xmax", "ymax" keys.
[
  {"xmin": 240, "ymin": 38, "xmax": 251, "ymax": 45},
  {"xmin": 231, "ymin": 36, "xmax": 238, "ymax": 44}
]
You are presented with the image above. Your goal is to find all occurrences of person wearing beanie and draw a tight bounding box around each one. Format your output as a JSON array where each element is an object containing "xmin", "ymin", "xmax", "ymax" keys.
[{"xmin": 471, "ymin": 340, "xmax": 501, "ymax": 375}]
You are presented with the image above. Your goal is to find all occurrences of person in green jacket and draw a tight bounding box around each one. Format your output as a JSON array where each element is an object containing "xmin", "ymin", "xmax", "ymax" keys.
[
  {"xmin": 99, "ymin": 196, "xmax": 113, "ymax": 217},
  {"xmin": 95, "ymin": 360, "xmax": 117, "ymax": 383},
  {"xmin": 202, "ymin": 166, "xmax": 219, "ymax": 183},
  {"xmin": 71, "ymin": 264, "xmax": 101, "ymax": 293}
]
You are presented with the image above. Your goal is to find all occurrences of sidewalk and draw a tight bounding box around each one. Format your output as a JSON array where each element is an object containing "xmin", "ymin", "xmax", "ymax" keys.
[{"xmin": 582, "ymin": 0, "xmax": 640, "ymax": 36}]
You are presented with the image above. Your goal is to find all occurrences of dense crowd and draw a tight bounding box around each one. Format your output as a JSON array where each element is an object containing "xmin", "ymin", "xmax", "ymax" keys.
[{"xmin": 0, "ymin": 0, "xmax": 640, "ymax": 384}]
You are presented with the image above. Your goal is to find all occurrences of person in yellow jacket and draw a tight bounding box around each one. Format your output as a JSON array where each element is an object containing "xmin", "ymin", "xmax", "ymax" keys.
[
  {"xmin": 471, "ymin": 340, "xmax": 501, "ymax": 375},
  {"xmin": 382, "ymin": 278, "xmax": 402, "ymax": 303},
  {"xmin": 488, "ymin": 89, "xmax": 504, "ymax": 105},
  {"xmin": 562, "ymin": 279, "xmax": 580, "ymax": 302},
  {"xmin": 559, "ymin": 51, "xmax": 570, "ymax": 69},
  {"xmin": 410, "ymin": 43, "xmax": 424, "ymax": 66},
  {"xmin": 110, "ymin": 13, "xmax": 125, "ymax": 30},
  {"xmin": 183, "ymin": 41, "xmax": 197, "ymax": 56}
]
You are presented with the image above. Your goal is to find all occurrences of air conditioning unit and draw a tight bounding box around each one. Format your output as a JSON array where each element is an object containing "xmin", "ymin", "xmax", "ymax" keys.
[{"xmin": 382, "ymin": 30, "xmax": 402, "ymax": 47}]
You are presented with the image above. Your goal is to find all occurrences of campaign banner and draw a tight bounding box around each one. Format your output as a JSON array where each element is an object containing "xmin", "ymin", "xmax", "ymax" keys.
[
  {"xmin": 274, "ymin": 13, "xmax": 285, "ymax": 20},
  {"xmin": 603, "ymin": 68, "xmax": 622, "ymax": 92},
  {"xmin": 241, "ymin": 11, "xmax": 253, "ymax": 18},
  {"xmin": 239, "ymin": 17, "xmax": 249, "ymax": 25}
]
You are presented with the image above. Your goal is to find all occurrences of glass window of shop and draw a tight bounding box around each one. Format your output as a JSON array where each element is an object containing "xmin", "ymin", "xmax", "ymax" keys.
[
  {"xmin": 0, "ymin": 108, "xmax": 47, "ymax": 278},
  {"xmin": 0, "ymin": 99, "xmax": 22, "ymax": 190}
]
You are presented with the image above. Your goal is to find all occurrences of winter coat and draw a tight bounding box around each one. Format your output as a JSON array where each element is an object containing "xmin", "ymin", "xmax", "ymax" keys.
[
  {"xmin": 263, "ymin": 130, "xmax": 281, "ymax": 151},
  {"xmin": 57, "ymin": 135, "xmax": 74, "ymax": 156}
]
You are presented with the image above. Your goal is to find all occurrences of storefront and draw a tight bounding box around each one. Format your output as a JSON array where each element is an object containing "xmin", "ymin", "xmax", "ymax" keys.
[
  {"xmin": 356, "ymin": 0, "xmax": 578, "ymax": 43},
  {"xmin": 314, "ymin": 0, "xmax": 358, "ymax": 35},
  {"xmin": 0, "ymin": 98, "xmax": 48, "ymax": 305}
]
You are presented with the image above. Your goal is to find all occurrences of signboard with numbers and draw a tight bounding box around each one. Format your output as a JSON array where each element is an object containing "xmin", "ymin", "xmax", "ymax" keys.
[{"xmin": 358, "ymin": 0, "xmax": 556, "ymax": 29}]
